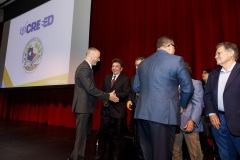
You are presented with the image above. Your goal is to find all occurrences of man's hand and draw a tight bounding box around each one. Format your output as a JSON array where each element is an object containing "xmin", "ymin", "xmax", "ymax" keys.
[
  {"xmin": 210, "ymin": 114, "xmax": 221, "ymax": 130},
  {"xmin": 126, "ymin": 100, "xmax": 133, "ymax": 110},
  {"xmin": 184, "ymin": 120, "xmax": 195, "ymax": 132},
  {"xmin": 109, "ymin": 90, "xmax": 119, "ymax": 102}
]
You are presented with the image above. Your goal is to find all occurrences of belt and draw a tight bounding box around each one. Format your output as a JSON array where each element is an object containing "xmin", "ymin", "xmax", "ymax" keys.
[{"xmin": 218, "ymin": 110, "xmax": 225, "ymax": 114}]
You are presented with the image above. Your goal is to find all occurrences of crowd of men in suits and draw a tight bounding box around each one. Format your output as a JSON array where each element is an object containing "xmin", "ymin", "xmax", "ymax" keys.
[{"xmin": 68, "ymin": 36, "xmax": 240, "ymax": 160}]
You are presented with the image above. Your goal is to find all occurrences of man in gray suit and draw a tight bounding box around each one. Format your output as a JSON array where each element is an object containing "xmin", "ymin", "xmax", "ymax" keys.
[
  {"xmin": 133, "ymin": 36, "xmax": 194, "ymax": 160},
  {"xmin": 68, "ymin": 47, "xmax": 119, "ymax": 160},
  {"xmin": 172, "ymin": 63, "xmax": 203, "ymax": 160}
]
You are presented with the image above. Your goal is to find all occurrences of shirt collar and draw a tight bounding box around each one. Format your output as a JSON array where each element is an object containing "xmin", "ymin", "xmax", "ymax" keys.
[
  {"xmin": 112, "ymin": 73, "xmax": 120, "ymax": 79},
  {"xmin": 221, "ymin": 62, "xmax": 236, "ymax": 72},
  {"xmin": 85, "ymin": 59, "xmax": 92, "ymax": 69}
]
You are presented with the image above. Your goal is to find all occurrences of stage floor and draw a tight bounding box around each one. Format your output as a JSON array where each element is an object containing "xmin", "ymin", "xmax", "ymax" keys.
[
  {"xmin": 0, "ymin": 118, "xmax": 219, "ymax": 160},
  {"xmin": 0, "ymin": 119, "xmax": 137, "ymax": 160}
]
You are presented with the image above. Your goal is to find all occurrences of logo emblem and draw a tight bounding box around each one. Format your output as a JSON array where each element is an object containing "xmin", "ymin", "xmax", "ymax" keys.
[{"xmin": 22, "ymin": 37, "xmax": 43, "ymax": 72}]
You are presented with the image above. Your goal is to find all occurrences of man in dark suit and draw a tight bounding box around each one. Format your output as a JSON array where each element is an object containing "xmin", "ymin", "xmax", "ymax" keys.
[
  {"xmin": 68, "ymin": 47, "xmax": 119, "ymax": 160},
  {"xmin": 204, "ymin": 42, "xmax": 240, "ymax": 160},
  {"xmin": 96, "ymin": 58, "xmax": 130, "ymax": 160},
  {"xmin": 133, "ymin": 36, "xmax": 194, "ymax": 160},
  {"xmin": 126, "ymin": 56, "xmax": 145, "ymax": 159}
]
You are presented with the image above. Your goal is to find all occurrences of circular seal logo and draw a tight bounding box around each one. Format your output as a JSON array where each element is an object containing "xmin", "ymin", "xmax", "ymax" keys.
[{"xmin": 22, "ymin": 37, "xmax": 43, "ymax": 73}]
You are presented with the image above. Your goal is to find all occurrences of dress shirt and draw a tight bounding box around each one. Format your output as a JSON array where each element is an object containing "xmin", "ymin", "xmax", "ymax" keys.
[
  {"xmin": 85, "ymin": 59, "xmax": 92, "ymax": 69},
  {"xmin": 217, "ymin": 62, "xmax": 236, "ymax": 112},
  {"xmin": 112, "ymin": 74, "xmax": 119, "ymax": 80}
]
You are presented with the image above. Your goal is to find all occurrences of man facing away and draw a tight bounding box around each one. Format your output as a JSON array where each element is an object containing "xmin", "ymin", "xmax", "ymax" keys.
[
  {"xmin": 204, "ymin": 42, "xmax": 240, "ymax": 160},
  {"xmin": 68, "ymin": 47, "xmax": 119, "ymax": 160},
  {"xmin": 133, "ymin": 36, "xmax": 194, "ymax": 160}
]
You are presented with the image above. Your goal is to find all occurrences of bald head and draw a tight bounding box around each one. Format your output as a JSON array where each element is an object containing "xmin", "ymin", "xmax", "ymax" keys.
[{"xmin": 86, "ymin": 47, "xmax": 101, "ymax": 66}]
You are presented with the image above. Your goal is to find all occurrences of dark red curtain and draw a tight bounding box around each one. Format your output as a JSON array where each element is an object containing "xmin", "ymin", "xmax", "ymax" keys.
[
  {"xmin": 0, "ymin": 87, "xmax": 76, "ymax": 127},
  {"xmin": 1, "ymin": 0, "xmax": 240, "ymax": 130}
]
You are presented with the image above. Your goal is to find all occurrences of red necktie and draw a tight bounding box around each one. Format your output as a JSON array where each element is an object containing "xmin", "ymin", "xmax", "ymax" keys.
[{"xmin": 111, "ymin": 76, "xmax": 116, "ymax": 87}]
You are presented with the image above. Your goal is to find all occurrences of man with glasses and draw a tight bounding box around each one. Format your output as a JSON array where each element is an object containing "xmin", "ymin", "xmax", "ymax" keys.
[
  {"xmin": 133, "ymin": 36, "xmax": 194, "ymax": 160},
  {"xmin": 204, "ymin": 42, "xmax": 240, "ymax": 160}
]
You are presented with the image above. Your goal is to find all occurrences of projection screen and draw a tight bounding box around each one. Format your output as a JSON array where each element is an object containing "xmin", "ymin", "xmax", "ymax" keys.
[{"xmin": 0, "ymin": 0, "xmax": 91, "ymax": 88}]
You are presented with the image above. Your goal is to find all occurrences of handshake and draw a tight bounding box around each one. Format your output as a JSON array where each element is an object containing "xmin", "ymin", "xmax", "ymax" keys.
[
  {"xmin": 108, "ymin": 90, "xmax": 119, "ymax": 103},
  {"xmin": 103, "ymin": 90, "xmax": 119, "ymax": 107}
]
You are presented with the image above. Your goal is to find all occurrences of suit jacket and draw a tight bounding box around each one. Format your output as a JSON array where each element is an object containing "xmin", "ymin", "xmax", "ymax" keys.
[
  {"xmin": 133, "ymin": 50, "xmax": 194, "ymax": 125},
  {"xmin": 127, "ymin": 75, "xmax": 138, "ymax": 103},
  {"xmin": 101, "ymin": 73, "xmax": 130, "ymax": 118},
  {"xmin": 72, "ymin": 60, "xmax": 109, "ymax": 114},
  {"xmin": 204, "ymin": 62, "xmax": 240, "ymax": 136},
  {"xmin": 180, "ymin": 79, "xmax": 204, "ymax": 132}
]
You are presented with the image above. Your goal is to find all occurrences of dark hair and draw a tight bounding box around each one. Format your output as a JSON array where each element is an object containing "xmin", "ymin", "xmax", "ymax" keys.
[
  {"xmin": 216, "ymin": 42, "xmax": 239, "ymax": 61},
  {"xmin": 135, "ymin": 56, "xmax": 145, "ymax": 61},
  {"xmin": 203, "ymin": 68, "xmax": 212, "ymax": 73},
  {"xmin": 112, "ymin": 58, "xmax": 123, "ymax": 67},
  {"xmin": 156, "ymin": 36, "xmax": 173, "ymax": 49},
  {"xmin": 185, "ymin": 62, "xmax": 192, "ymax": 75}
]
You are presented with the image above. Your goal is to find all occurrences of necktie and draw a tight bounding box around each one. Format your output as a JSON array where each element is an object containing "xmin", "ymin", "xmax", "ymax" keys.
[{"xmin": 111, "ymin": 76, "xmax": 116, "ymax": 87}]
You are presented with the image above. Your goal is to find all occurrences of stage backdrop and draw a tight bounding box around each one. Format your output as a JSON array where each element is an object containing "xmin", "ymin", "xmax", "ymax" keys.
[{"xmin": 1, "ymin": 0, "xmax": 240, "ymax": 130}]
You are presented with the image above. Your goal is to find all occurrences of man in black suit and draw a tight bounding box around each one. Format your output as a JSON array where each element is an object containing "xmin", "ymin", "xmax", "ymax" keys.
[
  {"xmin": 96, "ymin": 58, "xmax": 130, "ymax": 160},
  {"xmin": 126, "ymin": 56, "xmax": 145, "ymax": 159},
  {"xmin": 68, "ymin": 47, "xmax": 119, "ymax": 160}
]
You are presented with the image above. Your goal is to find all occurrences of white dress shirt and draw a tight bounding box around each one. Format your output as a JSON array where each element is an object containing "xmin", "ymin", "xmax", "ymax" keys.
[{"xmin": 217, "ymin": 62, "xmax": 236, "ymax": 112}]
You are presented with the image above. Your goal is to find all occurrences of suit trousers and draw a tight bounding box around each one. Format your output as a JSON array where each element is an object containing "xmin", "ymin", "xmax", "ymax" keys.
[
  {"xmin": 172, "ymin": 131, "xmax": 203, "ymax": 160},
  {"xmin": 138, "ymin": 119, "xmax": 176, "ymax": 160},
  {"xmin": 71, "ymin": 113, "xmax": 92, "ymax": 160},
  {"xmin": 212, "ymin": 113, "xmax": 240, "ymax": 160},
  {"xmin": 98, "ymin": 111, "xmax": 125, "ymax": 159}
]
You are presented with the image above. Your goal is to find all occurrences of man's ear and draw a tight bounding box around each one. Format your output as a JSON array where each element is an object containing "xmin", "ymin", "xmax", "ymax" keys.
[{"xmin": 229, "ymin": 50, "xmax": 235, "ymax": 57}]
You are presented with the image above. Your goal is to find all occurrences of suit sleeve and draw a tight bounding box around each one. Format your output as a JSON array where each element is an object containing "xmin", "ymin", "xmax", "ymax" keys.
[
  {"xmin": 133, "ymin": 70, "xmax": 140, "ymax": 92},
  {"xmin": 127, "ymin": 77, "xmax": 134, "ymax": 101},
  {"xmin": 115, "ymin": 76, "xmax": 130, "ymax": 100},
  {"xmin": 190, "ymin": 81, "xmax": 204, "ymax": 125},
  {"xmin": 203, "ymin": 72, "xmax": 217, "ymax": 115},
  {"xmin": 78, "ymin": 65, "xmax": 109, "ymax": 101},
  {"xmin": 178, "ymin": 57, "xmax": 194, "ymax": 108}
]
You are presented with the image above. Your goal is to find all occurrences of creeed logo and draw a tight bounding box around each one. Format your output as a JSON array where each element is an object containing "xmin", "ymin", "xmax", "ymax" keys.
[
  {"xmin": 20, "ymin": 15, "xmax": 54, "ymax": 36},
  {"xmin": 22, "ymin": 37, "xmax": 43, "ymax": 73}
]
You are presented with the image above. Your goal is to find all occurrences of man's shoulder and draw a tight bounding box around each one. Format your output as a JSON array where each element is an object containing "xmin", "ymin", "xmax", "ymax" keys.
[
  {"xmin": 192, "ymin": 79, "xmax": 202, "ymax": 86},
  {"xmin": 234, "ymin": 62, "xmax": 240, "ymax": 70},
  {"xmin": 119, "ymin": 73, "xmax": 130, "ymax": 80},
  {"xmin": 209, "ymin": 67, "xmax": 221, "ymax": 75},
  {"xmin": 160, "ymin": 51, "xmax": 182, "ymax": 62},
  {"xmin": 104, "ymin": 74, "xmax": 112, "ymax": 79},
  {"xmin": 77, "ymin": 60, "xmax": 88, "ymax": 68}
]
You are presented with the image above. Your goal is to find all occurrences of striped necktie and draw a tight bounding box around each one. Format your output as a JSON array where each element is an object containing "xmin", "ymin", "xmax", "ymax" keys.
[{"xmin": 111, "ymin": 76, "xmax": 116, "ymax": 87}]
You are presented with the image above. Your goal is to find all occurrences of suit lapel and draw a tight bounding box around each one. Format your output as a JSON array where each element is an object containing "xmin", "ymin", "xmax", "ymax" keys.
[
  {"xmin": 213, "ymin": 68, "xmax": 221, "ymax": 100},
  {"xmin": 111, "ymin": 73, "xmax": 122, "ymax": 88},
  {"xmin": 225, "ymin": 63, "xmax": 240, "ymax": 91},
  {"xmin": 84, "ymin": 61, "xmax": 95, "ymax": 85}
]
